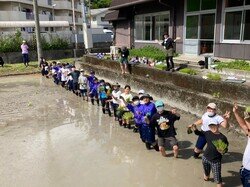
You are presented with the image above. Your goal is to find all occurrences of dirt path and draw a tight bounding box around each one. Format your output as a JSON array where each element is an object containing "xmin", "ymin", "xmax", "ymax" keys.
[{"xmin": 0, "ymin": 75, "xmax": 245, "ymax": 187}]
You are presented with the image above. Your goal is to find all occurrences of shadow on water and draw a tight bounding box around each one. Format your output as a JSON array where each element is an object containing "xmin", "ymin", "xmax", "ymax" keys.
[
  {"xmin": 162, "ymin": 140, "xmax": 194, "ymax": 159},
  {"xmin": 223, "ymin": 152, "xmax": 244, "ymax": 164},
  {"xmin": 178, "ymin": 140, "xmax": 193, "ymax": 149},
  {"xmin": 178, "ymin": 148, "xmax": 195, "ymax": 160},
  {"xmin": 223, "ymin": 170, "xmax": 242, "ymax": 187}
]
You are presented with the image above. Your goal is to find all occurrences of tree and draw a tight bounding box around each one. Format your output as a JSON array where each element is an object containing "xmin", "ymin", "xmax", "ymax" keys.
[{"xmin": 91, "ymin": 0, "xmax": 112, "ymax": 9}]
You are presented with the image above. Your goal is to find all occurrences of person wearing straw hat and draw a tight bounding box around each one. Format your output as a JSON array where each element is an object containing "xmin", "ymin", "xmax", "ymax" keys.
[
  {"xmin": 139, "ymin": 93, "xmax": 159, "ymax": 151},
  {"xmin": 233, "ymin": 104, "xmax": 250, "ymax": 187}
]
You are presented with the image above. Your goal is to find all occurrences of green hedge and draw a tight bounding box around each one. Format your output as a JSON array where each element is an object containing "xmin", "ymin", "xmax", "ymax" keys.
[
  {"xmin": 179, "ymin": 68, "xmax": 197, "ymax": 75},
  {"xmin": 29, "ymin": 34, "xmax": 70, "ymax": 51},
  {"xmin": 130, "ymin": 46, "xmax": 166, "ymax": 61},
  {"xmin": 0, "ymin": 31, "xmax": 23, "ymax": 52},
  {"xmin": 216, "ymin": 60, "xmax": 250, "ymax": 71},
  {"xmin": 0, "ymin": 31, "xmax": 70, "ymax": 53}
]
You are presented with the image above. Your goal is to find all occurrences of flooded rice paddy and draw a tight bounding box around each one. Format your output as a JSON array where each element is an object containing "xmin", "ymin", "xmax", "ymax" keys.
[{"xmin": 0, "ymin": 75, "xmax": 245, "ymax": 187}]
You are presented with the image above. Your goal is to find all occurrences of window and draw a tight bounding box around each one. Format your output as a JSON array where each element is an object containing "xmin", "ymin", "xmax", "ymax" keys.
[
  {"xmin": 246, "ymin": 0, "xmax": 250, "ymax": 5},
  {"xmin": 225, "ymin": 0, "xmax": 244, "ymax": 7},
  {"xmin": 134, "ymin": 12, "xmax": 169, "ymax": 41},
  {"xmin": 155, "ymin": 15, "xmax": 169, "ymax": 40},
  {"xmin": 224, "ymin": 11, "xmax": 242, "ymax": 40},
  {"xmin": 223, "ymin": 0, "xmax": 250, "ymax": 41},
  {"xmin": 186, "ymin": 16, "xmax": 199, "ymax": 39},
  {"xmin": 187, "ymin": 0, "xmax": 216, "ymax": 12},
  {"xmin": 135, "ymin": 16, "xmax": 143, "ymax": 40},
  {"xmin": 185, "ymin": 0, "xmax": 216, "ymax": 54},
  {"xmin": 187, "ymin": 0, "xmax": 200, "ymax": 12},
  {"xmin": 244, "ymin": 10, "xmax": 250, "ymax": 40},
  {"xmin": 144, "ymin": 16, "xmax": 152, "ymax": 40},
  {"xmin": 201, "ymin": 0, "xmax": 216, "ymax": 10},
  {"xmin": 200, "ymin": 14, "xmax": 215, "ymax": 39}
]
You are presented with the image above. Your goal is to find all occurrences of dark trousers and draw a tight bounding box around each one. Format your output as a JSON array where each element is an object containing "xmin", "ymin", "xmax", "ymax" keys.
[
  {"xmin": 101, "ymin": 98, "xmax": 111, "ymax": 116},
  {"xmin": 166, "ymin": 56, "xmax": 174, "ymax": 70},
  {"xmin": 22, "ymin": 54, "xmax": 29, "ymax": 65},
  {"xmin": 112, "ymin": 103, "xmax": 119, "ymax": 118},
  {"xmin": 202, "ymin": 156, "xmax": 222, "ymax": 184},
  {"xmin": 53, "ymin": 74, "xmax": 59, "ymax": 85},
  {"xmin": 68, "ymin": 80, "xmax": 73, "ymax": 91},
  {"xmin": 141, "ymin": 124, "xmax": 156, "ymax": 144},
  {"xmin": 89, "ymin": 93, "xmax": 99, "ymax": 105},
  {"xmin": 240, "ymin": 167, "xmax": 250, "ymax": 187}
]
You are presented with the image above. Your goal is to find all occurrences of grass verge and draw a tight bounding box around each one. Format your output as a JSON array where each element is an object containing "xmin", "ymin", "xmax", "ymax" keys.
[
  {"xmin": 215, "ymin": 60, "xmax": 250, "ymax": 71},
  {"xmin": 179, "ymin": 68, "xmax": 197, "ymax": 75},
  {"xmin": 0, "ymin": 58, "xmax": 74, "ymax": 76}
]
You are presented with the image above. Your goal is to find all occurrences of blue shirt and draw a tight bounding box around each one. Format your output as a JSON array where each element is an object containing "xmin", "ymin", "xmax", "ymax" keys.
[
  {"xmin": 127, "ymin": 104, "xmax": 143, "ymax": 124},
  {"xmin": 139, "ymin": 102, "xmax": 157, "ymax": 125}
]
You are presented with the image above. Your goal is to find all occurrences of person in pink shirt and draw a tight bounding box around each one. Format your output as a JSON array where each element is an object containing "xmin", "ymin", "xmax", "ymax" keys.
[{"xmin": 21, "ymin": 40, "xmax": 29, "ymax": 66}]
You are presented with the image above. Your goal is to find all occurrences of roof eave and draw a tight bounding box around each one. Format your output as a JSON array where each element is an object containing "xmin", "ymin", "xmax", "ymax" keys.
[{"xmin": 109, "ymin": 0, "xmax": 154, "ymax": 10}]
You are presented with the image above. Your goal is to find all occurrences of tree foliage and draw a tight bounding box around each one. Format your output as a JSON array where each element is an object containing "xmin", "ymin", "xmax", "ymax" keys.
[{"xmin": 90, "ymin": 0, "xmax": 112, "ymax": 9}]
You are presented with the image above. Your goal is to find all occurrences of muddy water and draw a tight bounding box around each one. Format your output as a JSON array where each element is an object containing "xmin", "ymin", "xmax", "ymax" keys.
[{"xmin": 0, "ymin": 75, "xmax": 245, "ymax": 187}]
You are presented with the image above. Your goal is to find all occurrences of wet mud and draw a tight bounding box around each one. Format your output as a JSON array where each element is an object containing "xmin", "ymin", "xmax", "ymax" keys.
[{"xmin": 0, "ymin": 75, "xmax": 246, "ymax": 187}]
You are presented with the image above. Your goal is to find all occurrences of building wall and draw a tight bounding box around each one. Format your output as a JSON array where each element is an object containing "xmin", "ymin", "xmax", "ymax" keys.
[
  {"xmin": 133, "ymin": 0, "xmax": 184, "ymax": 54},
  {"xmin": 214, "ymin": 0, "xmax": 250, "ymax": 60},
  {"xmin": 114, "ymin": 20, "xmax": 131, "ymax": 47},
  {"xmin": 175, "ymin": 0, "xmax": 184, "ymax": 54},
  {"xmin": 0, "ymin": 0, "xmax": 84, "ymax": 43},
  {"xmin": 91, "ymin": 12, "xmax": 111, "ymax": 28}
]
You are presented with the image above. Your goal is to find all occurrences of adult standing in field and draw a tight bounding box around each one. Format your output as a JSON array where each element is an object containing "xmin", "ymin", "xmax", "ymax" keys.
[
  {"xmin": 156, "ymin": 34, "xmax": 180, "ymax": 71},
  {"xmin": 233, "ymin": 104, "xmax": 250, "ymax": 187},
  {"xmin": 119, "ymin": 46, "xmax": 129, "ymax": 74},
  {"xmin": 21, "ymin": 40, "xmax": 29, "ymax": 67}
]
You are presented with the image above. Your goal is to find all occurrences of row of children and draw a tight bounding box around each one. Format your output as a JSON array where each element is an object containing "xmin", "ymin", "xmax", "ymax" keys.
[{"xmin": 42, "ymin": 62, "xmax": 250, "ymax": 187}]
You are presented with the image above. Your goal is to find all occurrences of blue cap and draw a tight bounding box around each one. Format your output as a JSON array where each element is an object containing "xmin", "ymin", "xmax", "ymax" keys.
[{"xmin": 155, "ymin": 100, "xmax": 164, "ymax": 108}]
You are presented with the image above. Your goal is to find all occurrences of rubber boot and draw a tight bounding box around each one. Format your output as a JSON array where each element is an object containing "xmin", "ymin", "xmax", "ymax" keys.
[
  {"xmin": 91, "ymin": 98, "xmax": 94, "ymax": 105},
  {"xmin": 145, "ymin": 142, "xmax": 151, "ymax": 150},
  {"xmin": 108, "ymin": 110, "xmax": 112, "ymax": 117},
  {"xmin": 96, "ymin": 99, "xmax": 100, "ymax": 106},
  {"xmin": 102, "ymin": 108, "xmax": 105, "ymax": 114}
]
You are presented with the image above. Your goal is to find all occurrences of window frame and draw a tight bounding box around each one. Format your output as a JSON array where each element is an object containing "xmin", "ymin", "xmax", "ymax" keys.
[
  {"xmin": 134, "ymin": 11, "xmax": 170, "ymax": 42},
  {"xmin": 184, "ymin": 0, "xmax": 217, "ymax": 54},
  {"xmin": 222, "ymin": 0, "xmax": 250, "ymax": 43}
]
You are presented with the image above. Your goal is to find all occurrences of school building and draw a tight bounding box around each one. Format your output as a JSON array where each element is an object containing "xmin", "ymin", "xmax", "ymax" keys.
[{"xmin": 105, "ymin": 0, "xmax": 250, "ymax": 60}]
